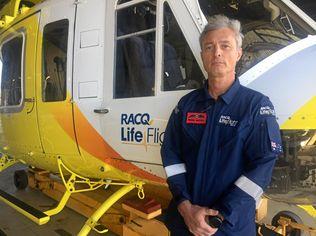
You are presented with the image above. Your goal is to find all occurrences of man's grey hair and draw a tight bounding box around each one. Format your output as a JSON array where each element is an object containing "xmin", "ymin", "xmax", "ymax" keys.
[{"xmin": 199, "ymin": 14, "xmax": 244, "ymax": 49}]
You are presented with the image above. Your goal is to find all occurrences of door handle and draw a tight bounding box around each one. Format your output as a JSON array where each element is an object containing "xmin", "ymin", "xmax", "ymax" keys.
[
  {"xmin": 24, "ymin": 97, "xmax": 35, "ymax": 114},
  {"xmin": 24, "ymin": 97, "xmax": 35, "ymax": 103},
  {"xmin": 94, "ymin": 108, "xmax": 109, "ymax": 114}
]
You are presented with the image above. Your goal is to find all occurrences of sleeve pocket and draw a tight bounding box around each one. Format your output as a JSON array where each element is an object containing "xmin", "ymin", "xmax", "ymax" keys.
[{"xmin": 266, "ymin": 117, "xmax": 283, "ymax": 154}]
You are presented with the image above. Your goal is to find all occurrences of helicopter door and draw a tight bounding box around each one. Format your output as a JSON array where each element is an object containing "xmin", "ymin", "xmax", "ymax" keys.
[
  {"xmin": 36, "ymin": 1, "xmax": 79, "ymax": 155},
  {"xmin": 0, "ymin": 13, "xmax": 43, "ymax": 157},
  {"xmin": 85, "ymin": 0, "xmax": 205, "ymax": 181}
]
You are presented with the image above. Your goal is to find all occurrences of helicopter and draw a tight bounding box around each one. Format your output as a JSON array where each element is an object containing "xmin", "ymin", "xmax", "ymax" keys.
[{"xmin": 0, "ymin": 0, "xmax": 315, "ymax": 235}]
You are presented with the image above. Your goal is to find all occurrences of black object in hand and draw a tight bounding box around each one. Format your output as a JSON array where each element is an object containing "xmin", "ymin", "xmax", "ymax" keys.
[{"xmin": 208, "ymin": 215, "xmax": 223, "ymax": 228}]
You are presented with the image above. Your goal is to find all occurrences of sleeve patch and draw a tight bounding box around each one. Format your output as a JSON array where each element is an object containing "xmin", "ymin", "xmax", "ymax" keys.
[
  {"xmin": 260, "ymin": 106, "xmax": 275, "ymax": 116},
  {"xmin": 271, "ymin": 141, "xmax": 283, "ymax": 153},
  {"xmin": 266, "ymin": 118, "xmax": 283, "ymax": 154},
  {"xmin": 174, "ymin": 105, "xmax": 180, "ymax": 114}
]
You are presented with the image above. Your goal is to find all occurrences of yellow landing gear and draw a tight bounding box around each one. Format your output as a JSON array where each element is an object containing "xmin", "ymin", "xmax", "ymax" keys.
[
  {"xmin": 0, "ymin": 188, "xmax": 50, "ymax": 225},
  {"xmin": 78, "ymin": 181, "xmax": 145, "ymax": 235},
  {"xmin": 0, "ymin": 156, "xmax": 146, "ymax": 236},
  {"xmin": 43, "ymin": 157, "xmax": 112, "ymax": 217},
  {"xmin": 55, "ymin": 156, "xmax": 146, "ymax": 235},
  {"xmin": 0, "ymin": 154, "xmax": 50, "ymax": 225},
  {"xmin": 28, "ymin": 167, "xmax": 169, "ymax": 236},
  {"xmin": 0, "ymin": 153, "xmax": 17, "ymax": 172}
]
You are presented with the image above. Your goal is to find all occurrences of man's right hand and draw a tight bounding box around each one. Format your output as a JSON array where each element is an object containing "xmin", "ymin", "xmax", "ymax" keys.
[{"xmin": 177, "ymin": 200, "xmax": 219, "ymax": 236}]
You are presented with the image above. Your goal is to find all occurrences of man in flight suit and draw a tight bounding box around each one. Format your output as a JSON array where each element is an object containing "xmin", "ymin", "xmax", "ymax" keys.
[{"xmin": 161, "ymin": 14, "xmax": 282, "ymax": 236}]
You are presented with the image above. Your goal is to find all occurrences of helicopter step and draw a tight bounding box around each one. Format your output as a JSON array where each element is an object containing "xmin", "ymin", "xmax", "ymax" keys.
[{"xmin": 0, "ymin": 188, "xmax": 50, "ymax": 225}]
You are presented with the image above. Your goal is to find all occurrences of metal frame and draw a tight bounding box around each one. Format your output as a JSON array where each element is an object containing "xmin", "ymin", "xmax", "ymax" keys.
[{"xmin": 0, "ymin": 154, "xmax": 17, "ymax": 172}]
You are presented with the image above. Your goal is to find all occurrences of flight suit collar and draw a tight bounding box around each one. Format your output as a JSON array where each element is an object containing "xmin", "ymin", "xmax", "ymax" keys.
[
  {"xmin": 220, "ymin": 78, "xmax": 240, "ymax": 104},
  {"xmin": 198, "ymin": 78, "xmax": 240, "ymax": 104}
]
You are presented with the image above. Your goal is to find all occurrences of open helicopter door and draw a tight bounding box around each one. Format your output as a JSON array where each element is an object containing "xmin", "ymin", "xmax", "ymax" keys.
[
  {"xmin": 36, "ymin": 0, "xmax": 79, "ymax": 156},
  {"xmin": 0, "ymin": 12, "xmax": 43, "ymax": 159}
]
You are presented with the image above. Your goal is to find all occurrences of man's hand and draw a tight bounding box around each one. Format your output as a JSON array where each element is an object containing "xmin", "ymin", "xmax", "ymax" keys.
[{"xmin": 177, "ymin": 200, "xmax": 219, "ymax": 236}]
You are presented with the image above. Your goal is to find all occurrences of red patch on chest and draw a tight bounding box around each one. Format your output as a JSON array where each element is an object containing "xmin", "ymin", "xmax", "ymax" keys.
[{"xmin": 186, "ymin": 112, "xmax": 207, "ymax": 124}]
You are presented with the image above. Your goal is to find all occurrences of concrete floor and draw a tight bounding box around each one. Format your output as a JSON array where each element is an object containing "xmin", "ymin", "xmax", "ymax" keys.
[
  {"xmin": 1, "ymin": 165, "xmax": 315, "ymax": 236},
  {"xmin": 0, "ymin": 164, "xmax": 117, "ymax": 236}
]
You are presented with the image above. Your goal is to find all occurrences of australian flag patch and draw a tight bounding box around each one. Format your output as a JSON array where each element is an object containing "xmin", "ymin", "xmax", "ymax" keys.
[{"xmin": 271, "ymin": 141, "xmax": 283, "ymax": 153}]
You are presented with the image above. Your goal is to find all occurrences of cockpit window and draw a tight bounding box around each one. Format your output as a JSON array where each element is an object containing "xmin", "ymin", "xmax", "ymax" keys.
[
  {"xmin": 42, "ymin": 19, "xmax": 68, "ymax": 102},
  {"xmin": 162, "ymin": 3, "xmax": 204, "ymax": 91},
  {"xmin": 0, "ymin": 35, "xmax": 23, "ymax": 107},
  {"xmin": 114, "ymin": 0, "xmax": 156, "ymax": 98}
]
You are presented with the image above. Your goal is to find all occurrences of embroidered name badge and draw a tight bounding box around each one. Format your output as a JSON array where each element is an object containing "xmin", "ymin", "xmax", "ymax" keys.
[
  {"xmin": 186, "ymin": 112, "xmax": 207, "ymax": 124},
  {"xmin": 260, "ymin": 106, "xmax": 275, "ymax": 116},
  {"xmin": 218, "ymin": 115, "xmax": 238, "ymax": 127}
]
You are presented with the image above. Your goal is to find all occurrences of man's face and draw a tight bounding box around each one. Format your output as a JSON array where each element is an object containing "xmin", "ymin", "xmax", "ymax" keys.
[{"xmin": 201, "ymin": 27, "xmax": 242, "ymax": 79}]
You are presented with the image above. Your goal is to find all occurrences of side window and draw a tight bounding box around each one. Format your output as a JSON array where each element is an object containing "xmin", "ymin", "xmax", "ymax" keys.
[
  {"xmin": 115, "ymin": 0, "xmax": 156, "ymax": 98},
  {"xmin": 162, "ymin": 3, "xmax": 204, "ymax": 91},
  {"xmin": 0, "ymin": 35, "xmax": 23, "ymax": 107},
  {"xmin": 42, "ymin": 19, "xmax": 69, "ymax": 102}
]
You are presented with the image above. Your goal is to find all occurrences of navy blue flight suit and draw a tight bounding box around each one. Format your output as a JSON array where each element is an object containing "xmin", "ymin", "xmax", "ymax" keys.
[{"xmin": 161, "ymin": 79, "xmax": 282, "ymax": 235}]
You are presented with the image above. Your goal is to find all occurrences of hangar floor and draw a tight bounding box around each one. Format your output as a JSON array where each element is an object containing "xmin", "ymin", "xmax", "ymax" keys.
[
  {"xmin": 0, "ymin": 164, "xmax": 117, "ymax": 236},
  {"xmin": 1, "ymin": 165, "xmax": 315, "ymax": 236}
]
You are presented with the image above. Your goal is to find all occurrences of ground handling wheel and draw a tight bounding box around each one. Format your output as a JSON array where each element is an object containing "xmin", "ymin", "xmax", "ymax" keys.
[{"xmin": 14, "ymin": 169, "xmax": 29, "ymax": 190}]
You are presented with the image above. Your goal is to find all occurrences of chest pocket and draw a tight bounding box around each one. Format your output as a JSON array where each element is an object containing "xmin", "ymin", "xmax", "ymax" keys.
[
  {"xmin": 217, "ymin": 115, "xmax": 248, "ymax": 148},
  {"xmin": 218, "ymin": 125, "xmax": 238, "ymax": 148}
]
